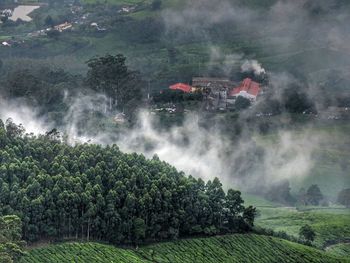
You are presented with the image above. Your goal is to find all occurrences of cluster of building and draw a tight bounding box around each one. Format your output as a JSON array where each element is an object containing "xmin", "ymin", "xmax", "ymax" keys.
[{"xmin": 169, "ymin": 77, "xmax": 262, "ymax": 110}]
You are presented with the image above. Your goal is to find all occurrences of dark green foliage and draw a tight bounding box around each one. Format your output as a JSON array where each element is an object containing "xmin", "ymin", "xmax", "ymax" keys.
[
  {"xmin": 1, "ymin": 66, "xmax": 80, "ymax": 112},
  {"xmin": 264, "ymin": 180, "xmax": 295, "ymax": 205},
  {"xmin": 235, "ymin": 96, "xmax": 251, "ymax": 110},
  {"xmin": 86, "ymin": 54, "xmax": 144, "ymax": 112},
  {"xmin": 283, "ymin": 88, "xmax": 315, "ymax": 114},
  {"xmin": 306, "ymin": 185, "xmax": 324, "ymax": 206},
  {"xmin": 297, "ymin": 185, "xmax": 324, "ymax": 206},
  {"xmin": 0, "ymin": 215, "xmax": 26, "ymax": 262},
  {"xmin": 299, "ymin": 224, "xmax": 316, "ymax": 243},
  {"xmin": 44, "ymin": 15, "xmax": 55, "ymax": 27},
  {"xmin": 151, "ymin": 0, "xmax": 162, "ymax": 10},
  {"xmin": 0, "ymin": 121, "xmax": 253, "ymax": 245},
  {"xmin": 337, "ymin": 189, "xmax": 350, "ymax": 208},
  {"xmin": 153, "ymin": 90, "xmax": 202, "ymax": 104}
]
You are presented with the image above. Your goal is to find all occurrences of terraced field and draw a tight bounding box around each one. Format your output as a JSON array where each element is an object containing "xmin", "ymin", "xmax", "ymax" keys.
[{"xmin": 21, "ymin": 234, "xmax": 349, "ymax": 263}]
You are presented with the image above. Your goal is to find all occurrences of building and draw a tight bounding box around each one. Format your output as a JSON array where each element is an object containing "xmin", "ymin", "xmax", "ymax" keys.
[
  {"xmin": 54, "ymin": 22, "xmax": 73, "ymax": 32},
  {"xmin": 1, "ymin": 41, "xmax": 11, "ymax": 47},
  {"xmin": 228, "ymin": 78, "xmax": 260, "ymax": 101},
  {"xmin": 192, "ymin": 77, "xmax": 235, "ymax": 90},
  {"xmin": 169, "ymin": 83, "xmax": 192, "ymax": 93},
  {"xmin": 168, "ymin": 77, "xmax": 261, "ymax": 111}
]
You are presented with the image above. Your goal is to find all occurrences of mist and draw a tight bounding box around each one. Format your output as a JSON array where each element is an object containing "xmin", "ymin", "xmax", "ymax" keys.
[
  {"xmin": 0, "ymin": 0, "xmax": 349, "ymax": 194},
  {"xmin": 0, "ymin": 91, "xmax": 324, "ymax": 194}
]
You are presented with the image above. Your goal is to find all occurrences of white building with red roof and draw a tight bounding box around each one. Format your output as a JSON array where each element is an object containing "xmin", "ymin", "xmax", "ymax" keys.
[{"xmin": 228, "ymin": 78, "xmax": 261, "ymax": 101}]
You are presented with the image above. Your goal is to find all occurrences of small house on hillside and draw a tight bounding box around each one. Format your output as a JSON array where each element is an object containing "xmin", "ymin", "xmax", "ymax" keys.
[{"xmin": 54, "ymin": 22, "xmax": 72, "ymax": 32}]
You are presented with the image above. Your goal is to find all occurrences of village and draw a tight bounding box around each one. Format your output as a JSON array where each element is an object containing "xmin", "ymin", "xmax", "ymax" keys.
[
  {"xmin": 169, "ymin": 77, "xmax": 261, "ymax": 110},
  {"xmin": 0, "ymin": 0, "xmax": 138, "ymax": 47},
  {"xmin": 148, "ymin": 75, "xmax": 350, "ymax": 123},
  {"xmin": 152, "ymin": 76, "xmax": 263, "ymax": 114}
]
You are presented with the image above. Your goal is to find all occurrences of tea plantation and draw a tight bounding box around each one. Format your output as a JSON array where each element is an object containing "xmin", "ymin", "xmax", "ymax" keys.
[{"xmin": 21, "ymin": 234, "xmax": 350, "ymax": 263}]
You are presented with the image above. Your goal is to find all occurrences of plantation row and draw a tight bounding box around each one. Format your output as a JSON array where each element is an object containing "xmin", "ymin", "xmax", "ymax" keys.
[
  {"xmin": 21, "ymin": 234, "xmax": 350, "ymax": 263},
  {"xmin": 21, "ymin": 242, "xmax": 148, "ymax": 263}
]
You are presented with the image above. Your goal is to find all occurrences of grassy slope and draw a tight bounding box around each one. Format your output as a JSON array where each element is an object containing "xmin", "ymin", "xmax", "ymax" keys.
[
  {"xmin": 21, "ymin": 234, "xmax": 349, "ymax": 263},
  {"xmin": 4, "ymin": 0, "xmax": 350, "ymax": 84},
  {"xmin": 256, "ymin": 207, "xmax": 350, "ymax": 248},
  {"xmin": 244, "ymin": 192, "xmax": 350, "ymax": 249},
  {"xmin": 327, "ymin": 243, "xmax": 350, "ymax": 258}
]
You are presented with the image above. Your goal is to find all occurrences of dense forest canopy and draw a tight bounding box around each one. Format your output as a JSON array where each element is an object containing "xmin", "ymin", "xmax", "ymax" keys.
[
  {"xmin": 0, "ymin": 215, "xmax": 26, "ymax": 262},
  {"xmin": 0, "ymin": 119, "xmax": 255, "ymax": 245}
]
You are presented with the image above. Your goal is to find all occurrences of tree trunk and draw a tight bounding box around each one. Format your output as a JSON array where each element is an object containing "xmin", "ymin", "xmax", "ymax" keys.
[{"xmin": 87, "ymin": 218, "xmax": 90, "ymax": 241}]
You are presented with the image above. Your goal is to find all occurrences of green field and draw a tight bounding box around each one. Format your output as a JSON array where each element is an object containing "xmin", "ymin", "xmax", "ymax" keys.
[
  {"xmin": 256, "ymin": 207, "xmax": 350, "ymax": 248},
  {"xmin": 328, "ymin": 243, "xmax": 350, "ymax": 258},
  {"xmin": 21, "ymin": 234, "xmax": 350, "ymax": 263}
]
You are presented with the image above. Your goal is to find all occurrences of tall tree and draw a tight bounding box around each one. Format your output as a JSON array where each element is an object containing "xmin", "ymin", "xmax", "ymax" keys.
[
  {"xmin": 85, "ymin": 54, "xmax": 144, "ymax": 112},
  {"xmin": 337, "ymin": 189, "xmax": 350, "ymax": 208},
  {"xmin": 299, "ymin": 224, "xmax": 316, "ymax": 244},
  {"xmin": 306, "ymin": 185, "xmax": 323, "ymax": 206}
]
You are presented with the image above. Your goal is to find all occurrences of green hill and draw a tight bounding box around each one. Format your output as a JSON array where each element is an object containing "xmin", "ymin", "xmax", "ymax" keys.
[{"xmin": 21, "ymin": 234, "xmax": 349, "ymax": 263}]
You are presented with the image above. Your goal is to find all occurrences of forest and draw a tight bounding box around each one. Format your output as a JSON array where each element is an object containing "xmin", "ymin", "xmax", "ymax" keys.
[{"xmin": 0, "ymin": 118, "xmax": 256, "ymax": 245}]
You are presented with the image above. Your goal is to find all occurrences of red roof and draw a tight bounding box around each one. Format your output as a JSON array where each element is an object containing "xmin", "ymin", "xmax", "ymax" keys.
[
  {"xmin": 169, "ymin": 83, "xmax": 192, "ymax": 93},
  {"xmin": 229, "ymin": 78, "xmax": 260, "ymax": 97}
]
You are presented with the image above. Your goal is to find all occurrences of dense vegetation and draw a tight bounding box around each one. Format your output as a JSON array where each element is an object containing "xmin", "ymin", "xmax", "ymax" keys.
[
  {"xmin": 21, "ymin": 234, "xmax": 349, "ymax": 263},
  {"xmin": 0, "ymin": 215, "xmax": 26, "ymax": 262},
  {"xmin": 0, "ymin": 119, "xmax": 255, "ymax": 245}
]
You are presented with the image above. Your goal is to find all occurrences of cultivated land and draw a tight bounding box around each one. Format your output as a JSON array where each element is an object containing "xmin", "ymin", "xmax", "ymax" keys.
[
  {"xmin": 2, "ymin": 1, "xmax": 350, "ymax": 262},
  {"xmin": 21, "ymin": 234, "xmax": 350, "ymax": 263}
]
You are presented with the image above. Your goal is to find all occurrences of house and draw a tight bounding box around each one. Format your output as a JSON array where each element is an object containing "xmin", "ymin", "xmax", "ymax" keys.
[
  {"xmin": 169, "ymin": 83, "xmax": 192, "ymax": 93},
  {"xmin": 114, "ymin": 113, "xmax": 126, "ymax": 124},
  {"xmin": 54, "ymin": 22, "xmax": 73, "ymax": 32},
  {"xmin": 228, "ymin": 78, "xmax": 260, "ymax": 101},
  {"xmin": 191, "ymin": 77, "xmax": 234, "ymax": 110},
  {"xmin": 1, "ymin": 41, "xmax": 11, "ymax": 47},
  {"xmin": 118, "ymin": 6, "xmax": 136, "ymax": 13},
  {"xmin": 90, "ymin": 22, "xmax": 107, "ymax": 31}
]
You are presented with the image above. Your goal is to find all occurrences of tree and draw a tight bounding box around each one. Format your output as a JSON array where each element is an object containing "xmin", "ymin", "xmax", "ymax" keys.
[
  {"xmin": 283, "ymin": 89, "xmax": 315, "ymax": 114},
  {"xmin": 337, "ymin": 189, "xmax": 350, "ymax": 208},
  {"xmin": 235, "ymin": 96, "xmax": 251, "ymax": 111},
  {"xmin": 0, "ymin": 215, "xmax": 26, "ymax": 262},
  {"xmin": 265, "ymin": 180, "xmax": 295, "ymax": 205},
  {"xmin": 44, "ymin": 15, "xmax": 55, "ymax": 27},
  {"xmin": 0, "ymin": 120, "xmax": 254, "ymax": 245},
  {"xmin": 85, "ymin": 54, "xmax": 144, "ymax": 112},
  {"xmin": 0, "ymin": 15, "xmax": 8, "ymax": 23},
  {"xmin": 299, "ymin": 224, "xmax": 316, "ymax": 244},
  {"xmin": 5, "ymin": 119, "xmax": 25, "ymax": 138},
  {"xmin": 46, "ymin": 29, "xmax": 60, "ymax": 39},
  {"xmin": 132, "ymin": 218, "xmax": 146, "ymax": 245},
  {"xmin": 151, "ymin": 0, "xmax": 162, "ymax": 10},
  {"xmin": 243, "ymin": 206, "xmax": 257, "ymax": 229},
  {"xmin": 306, "ymin": 185, "xmax": 323, "ymax": 206}
]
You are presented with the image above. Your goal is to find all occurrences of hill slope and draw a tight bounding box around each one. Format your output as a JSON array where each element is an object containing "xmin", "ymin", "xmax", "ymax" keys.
[{"xmin": 21, "ymin": 234, "xmax": 349, "ymax": 263}]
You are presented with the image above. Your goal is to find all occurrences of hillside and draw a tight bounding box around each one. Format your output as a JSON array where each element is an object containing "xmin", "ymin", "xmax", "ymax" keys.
[
  {"xmin": 21, "ymin": 234, "xmax": 350, "ymax": 263},
  {"xmin": 2, "ymin": 0, "xmax": 350, "ymax": 92}
]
